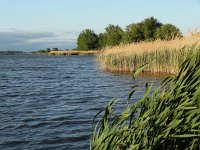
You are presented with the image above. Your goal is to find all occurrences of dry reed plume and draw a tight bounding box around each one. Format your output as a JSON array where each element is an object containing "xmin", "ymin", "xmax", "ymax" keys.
[
  {"xmin": 49, "ymin": 50, "xmax": 100, "ymax": 56},
  {"xmin": 98, "ymin": 32, "xmax": 200, "ymax": 74}
]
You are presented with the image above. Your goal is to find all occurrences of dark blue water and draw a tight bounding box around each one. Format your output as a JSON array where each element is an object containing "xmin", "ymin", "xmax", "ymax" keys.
[{"xmin": 0, "ymin": 55, "xmax": 164, "ymax": 150}]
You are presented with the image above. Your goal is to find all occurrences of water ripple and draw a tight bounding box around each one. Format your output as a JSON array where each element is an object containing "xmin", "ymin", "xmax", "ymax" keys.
[{"xmin": 0, "ymin": 55, "xmax": 164, "ymax": 149}]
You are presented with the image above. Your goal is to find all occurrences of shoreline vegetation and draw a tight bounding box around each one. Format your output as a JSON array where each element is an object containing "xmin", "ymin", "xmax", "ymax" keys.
[
  {"xmin": 0, "ymin": 50, "xmax": 25, "ymax": 55},
  {"xmin": 98, "ymin": 33, "xmax": 200, "ymax": 74},
  {"xmin": 49, "ymin": 50, "xmax": 100, "ymax": 56},
  {"xmin": 74, "ymin": 16, "xmax": 199, "ymax": 74},
  {"xmin": 2, "ymin": 17, "xmax": 199, "ymax": 75},
  {"xmin": 91, "ymin": 48, "xmax": 200, "ymax": 149}
]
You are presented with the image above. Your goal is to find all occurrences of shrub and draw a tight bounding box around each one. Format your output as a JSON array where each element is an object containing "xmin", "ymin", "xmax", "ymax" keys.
[
  {"xmin": 104, "ymin": 24, "xmax": 124, "ymax": 47},
  {"xmin": 123, "ymin": 23, "xmax": 144, "ymax": 44},
  {"xmin": 155, "ymin": 24, "xmax": 182, "ymax": 40},
  {"xmin": 77, "ymin": 29, "xmax": 99, "ymax": 50},
  {"xmin": 98, "ymin": 33, "xmax": 107, "ymax": 49},
  {"xmin": 141, "ymin": 16, "xmax": 162, "ymax": 41},
  {"xmin": 53, "ymin": 48, "xmax": 58, "ymax": 51}
]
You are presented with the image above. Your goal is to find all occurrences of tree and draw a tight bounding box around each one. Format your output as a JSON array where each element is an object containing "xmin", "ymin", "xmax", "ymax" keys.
[
  {"xmin": 98, "ymin": 33, "xmax": 107, "ymax": 49},
  {"xmin": 155, "ymin": 24, "xmax": 182, "ymax": 40},
  {"xmin": 53, "ymin": 48, "xmax": 58, "ymax": 51},
  {"xmin": 77, "ymin": 29, "xmax": 99, "ymax": 50},
  {"xmin": 105, "ymin": 24, "xmax": 124, "ymax": 47},
  {"xmin": 141, "ymin": 17, "xmax": 162, "ymax": 41},
  {"xmin": 46, "ymin": 48, "xmax": 51, "ymax": 52},
  {"xmin": 123, "ymin": 23, "xmax": 144, "ymax": 44}
]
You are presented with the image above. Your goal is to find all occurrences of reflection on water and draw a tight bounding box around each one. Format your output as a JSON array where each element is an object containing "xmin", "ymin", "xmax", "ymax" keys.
[{"xmin": 0, "ymin": 55, "xmax": 165, "ymax": 150}]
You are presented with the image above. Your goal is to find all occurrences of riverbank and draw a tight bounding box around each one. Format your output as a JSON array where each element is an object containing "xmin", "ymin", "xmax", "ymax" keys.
[
  {"xmin": 49, "ymin": 50, "xmax": 100, "ymax": 56},
  {"xmin": 91, "ymin": 47, "xmax": 200, "ymax": 150},
  {"xmin": 98, "ymin": 33, "xmax": 200, "ymax": 74}
]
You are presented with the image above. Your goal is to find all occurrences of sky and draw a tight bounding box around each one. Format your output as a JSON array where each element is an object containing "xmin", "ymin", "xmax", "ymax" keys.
[{"xmin": 0, "ymin": 0, "xmax": 199, "ymax": 51}]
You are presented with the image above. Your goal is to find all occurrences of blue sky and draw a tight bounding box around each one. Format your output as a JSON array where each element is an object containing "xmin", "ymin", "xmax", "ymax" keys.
[{"xmin": 0, "ymin": 0, "xmax": 199, "ymax": 51}]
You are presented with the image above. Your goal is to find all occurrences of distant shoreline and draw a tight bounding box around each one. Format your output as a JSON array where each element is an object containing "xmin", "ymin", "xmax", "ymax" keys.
[
  {"xmin": 0, "ymin": 50, "xmax": 101, "ymax": 56},
  {"xmin": 49, "ymin": 50, "xmax": 100, "ymax": 56},
  {"xmin": 0, "ymin": 51, "xmax": 26, "ymax": 55}
]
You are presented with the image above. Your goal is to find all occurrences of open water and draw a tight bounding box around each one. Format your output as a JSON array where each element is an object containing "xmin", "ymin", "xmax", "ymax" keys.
[{"xmin": 0, "ymin": 55, "xmax": 164, "ymax": 150}]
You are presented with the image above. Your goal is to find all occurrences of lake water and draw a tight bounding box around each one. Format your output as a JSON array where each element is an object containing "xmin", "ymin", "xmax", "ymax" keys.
[{"xmin": 0, "ymin": 55, "xmax": 164, "ymax": 150}]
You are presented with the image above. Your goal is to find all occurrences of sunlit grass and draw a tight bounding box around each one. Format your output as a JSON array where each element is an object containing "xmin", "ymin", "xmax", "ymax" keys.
[{"xmin": 91, "ymin": 47, "xmax": 200, "ymax": 150}]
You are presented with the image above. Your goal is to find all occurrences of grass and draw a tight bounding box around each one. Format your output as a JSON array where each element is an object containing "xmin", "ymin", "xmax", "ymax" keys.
[
  {"xmin": 91, "ymin": 47, "xmax": 200, "ymax": 150},
  {"xmin": 98, "ymin": 32, "xmax": 200, "ymax": 74},
  {"xmin": 49, "ymin": 50, "xmax": 100, "ymax": 56}
]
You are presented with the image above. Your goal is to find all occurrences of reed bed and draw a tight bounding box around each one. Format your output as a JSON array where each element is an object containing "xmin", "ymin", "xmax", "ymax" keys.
[
  {"xmin": 98, "ymin": 33, "xmax": 200, "ymax": 74},
  {"xmin": 49, "ymin": 50, "xmax": 100, "ymax": 56},
  {"xmin": 91, "ymin": 47, "xmax": 200, "ymax": 150}
]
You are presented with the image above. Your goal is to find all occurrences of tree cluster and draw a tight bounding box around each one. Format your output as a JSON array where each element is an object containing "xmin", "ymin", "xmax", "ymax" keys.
[
  {"xmin": 32, "ymin": 47, "xmax": 59, "ymax": 54},
  {"xmin": 77, "ymin": 17, "xmax": 182, "ymax": 50}
]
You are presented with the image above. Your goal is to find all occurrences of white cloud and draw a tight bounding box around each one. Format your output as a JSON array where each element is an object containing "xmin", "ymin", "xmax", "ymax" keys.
[{"xmin": 0, "ymin": 29, "xmax": 78, "ymax": 51}]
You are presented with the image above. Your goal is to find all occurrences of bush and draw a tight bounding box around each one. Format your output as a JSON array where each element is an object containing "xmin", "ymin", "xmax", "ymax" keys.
[
  {"xmin": 98, "ymin": 33, "xmax": 107, "ymax": 49},
  {"xmin": 123, "ymin": 23, "xmax": 144, "ymax": 44},
  {"xmin": 141, "ymin": 16, "xmax": 162, "ymax": 41},
  {"xmin": 155, "ymin": 24, "xmax": 182, "ymax": 40},
  {"xmin": 77, "ymin": 29, "xmax": 99, "ymax": 50},
  {"xmin": 46, "ymin": 48, "xmax": 51, "ymax": 52},
  {"xmin": 53, "ymin": 48, "xmax": 58, "ymax": 51},
  {"xmin": 104, "ymin": 24, "xmax": 124, "ymax": 47}
]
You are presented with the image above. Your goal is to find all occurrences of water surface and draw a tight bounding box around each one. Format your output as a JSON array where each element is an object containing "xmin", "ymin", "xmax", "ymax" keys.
[{"xmin": 0, "ymin": 55, "xmax": 164, "ymax": 149}]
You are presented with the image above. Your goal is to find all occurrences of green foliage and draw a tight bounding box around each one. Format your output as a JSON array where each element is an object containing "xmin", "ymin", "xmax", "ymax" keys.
[
  {"xmin": 46, "ymin": 48, "xmax": 51, "ymax": 52},
  {"xmin": 77, "ymin": 29, "xmax": 99, "ymax": 50},
  {"xmin": 104, "ymin": 24, "xmax": 124, "ymax": 47},
  {"xmin": 91, "ymin": 47, "xmax": 200, "ymax": 150},
  {"xmin": 98, "ymin": 33, "xmax": 107, "ymax": 49},
  {"xmin": 34, "ymin": 48, "xmax": 52, "ymax": 54},
  {"xmin": 141, "ymin": 16, "xmax": 162, "ymax": 41},
  {"xmin": 155, "ymin": 24, "xmax": 183, "ymax": 40},
  {"xmin": 76, "ymin": 17, "xmax": 182, "ymax": 50},
  {"xmin": 53, "ymin": 48, "xmax": 58, "ymax": 51},
  {"xmin": 123, "ymin": 23, "xmax": 144, "ymax": 44}
]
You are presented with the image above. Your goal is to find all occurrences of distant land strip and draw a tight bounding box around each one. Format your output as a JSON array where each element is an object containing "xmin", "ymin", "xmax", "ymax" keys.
[{"xmin": 49, "ymin": 50, "xmax": 100, "ymax": 56}]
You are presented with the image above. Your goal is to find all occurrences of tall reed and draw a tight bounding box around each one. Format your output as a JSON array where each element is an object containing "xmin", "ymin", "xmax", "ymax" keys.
[
  {"xmin": 49, "ymin": 50, "xmax": 100, "ymax": 56},
  {"xmin": 98, "ymin": 33, "xmax": 200, "ymax": 74},
  {"xmin": 91, "ymin": 47, "xmax": 200, "ymax": 150}
]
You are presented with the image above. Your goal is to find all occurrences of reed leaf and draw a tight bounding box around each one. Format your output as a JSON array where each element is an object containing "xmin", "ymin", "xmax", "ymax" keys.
[{"xmin": 91, "ymin": 46, "xmax": 200, "ymax": 150}]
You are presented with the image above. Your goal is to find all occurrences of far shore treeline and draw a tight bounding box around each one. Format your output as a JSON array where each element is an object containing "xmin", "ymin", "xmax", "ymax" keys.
[
  {"xmin": 77, "ymin": 16, "xmax": 182, "ymax": 50},
  {"xmin": 0, "ymin": 50, "xmax": 25, "ymax": 55},
  {"xmin": 0, "ymin": 16, "xmax": 183, "ymax": 54}
]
